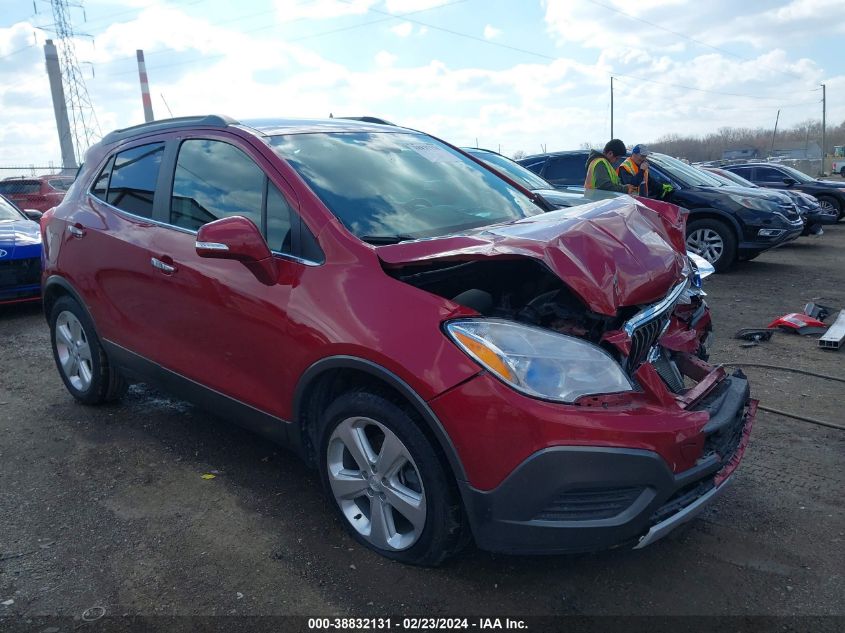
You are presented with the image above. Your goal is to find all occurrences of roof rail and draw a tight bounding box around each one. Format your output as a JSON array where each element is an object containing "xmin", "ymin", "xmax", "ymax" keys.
[{"xmin": 100, "ymin": 115, "xmax": 239, "ymax": 145}]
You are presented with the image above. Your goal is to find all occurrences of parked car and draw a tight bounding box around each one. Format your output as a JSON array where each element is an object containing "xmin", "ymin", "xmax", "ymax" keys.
[
  {"xmin": 462, "ymin": 147, "xmax": 590, "ymax": 208},
  {"xmin": 0, "ymin": 194, "xmax": 42, "ymax": 304},
  {"xmin": 520, "ymin": 150, "xmax": 804, "ymax": 271},
  {"xmin": 42, "ymin": 115, "xmax": 755, "ymax": 565},
  {"xmin": 702, "ymin": 166, "xmax": 837, "ymax": 235},
  {"xmin": 0, "ymin": 175, "xmax": 74, "ymax": 213},
  {"xmin": 722, "ymin": 162, "xmax": 845, "ymax": 220}
]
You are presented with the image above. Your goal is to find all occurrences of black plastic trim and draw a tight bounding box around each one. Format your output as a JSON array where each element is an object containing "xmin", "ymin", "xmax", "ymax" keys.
[
  {"xmin": 102, "ymin": 340, "xmax": 292, "ymax": 448},
  {"xmin": 292, "ymin": 356, "xmax": 468, "ymax": 482},
  {"xmin": 101, "ymin": 115, "xmax": 238, "ymax": 146}
]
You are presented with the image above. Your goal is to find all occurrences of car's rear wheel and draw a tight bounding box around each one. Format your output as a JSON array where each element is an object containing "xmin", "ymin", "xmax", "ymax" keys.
[
  {"xmin": 686, "ymin": 219, "xmax": 736, "ymax": 272},
  {"xmin": 816, "ymin": 195, "xmax": 842, "ymax": 221},
  {"xmin": 839, "ymin": 166, "xmax": 845, "ymax": 178},
  {"xmin": 49, "ymin": 296, "xmax": 127, "ymax": 404},
  {"xmin": 318, "ymin": 390, "xmax": 464, "ymax": 566}
]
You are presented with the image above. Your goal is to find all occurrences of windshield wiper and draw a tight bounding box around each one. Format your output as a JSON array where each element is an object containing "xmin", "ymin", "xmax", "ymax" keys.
[{"xmin": 360, "ymin": 234, "xmax": 417, "ymax": 245}]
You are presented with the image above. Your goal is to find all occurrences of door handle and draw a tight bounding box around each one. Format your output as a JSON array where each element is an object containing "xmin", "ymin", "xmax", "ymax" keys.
[
  {"xmin": 150, "ymin": 257, "xmax": 177, "ymax": 274},
  {"xmin": 67, "ymin": 223, "xmax": 85, "ymax": 238}
]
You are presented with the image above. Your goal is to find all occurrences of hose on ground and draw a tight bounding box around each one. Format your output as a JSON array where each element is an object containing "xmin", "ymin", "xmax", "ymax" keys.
[{"xmin": 720, "ymin": 362, "xmax": 844, "ymax": 431}]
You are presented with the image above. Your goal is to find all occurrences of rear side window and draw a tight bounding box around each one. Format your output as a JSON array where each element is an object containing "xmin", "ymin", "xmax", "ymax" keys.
[
  {"xmin": 171, "ymin": 140, "xmax": 263, "ymax": 231},
  {"xmin": 730, "ymin": 166, "xmax": 753, "ymax": 180},
  {"xmin": 48, "ymin": 179, "xmax": 72, "ymax": 191},
  {"xmin": 519, "ymin": 158, "xmax": 546, "ymax": 174},
  {"xmin": 0, "ymin": 181, "xmax": 40, "ymax": 195},
  {"xmin": 104, "ymin": 143, "xmax": 164, "ymax": 218},
  {"xmin": 544, "ymin": 156, "xmax": 586, "ymax": 185}
]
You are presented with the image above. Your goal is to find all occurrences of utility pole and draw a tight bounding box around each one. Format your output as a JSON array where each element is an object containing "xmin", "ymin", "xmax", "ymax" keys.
[
  {"xmin": 770, "ymin": 109, "xmax": 780, "ymax": 156},
  {"xmin": 821, "ymin": 83, "xmax": 826, "ymax": 172},
  {"xmin": 610, "ymin": 76, "xmax": 614, "ymax": 138},
  {"xmin": 43, "ymin": 39, "xmax": 76, "ymax": 171}
]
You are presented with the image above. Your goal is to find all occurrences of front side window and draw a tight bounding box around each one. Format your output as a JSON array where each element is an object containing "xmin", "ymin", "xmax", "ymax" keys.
[
  {"xmin": 270, "ymin": 132, "xmax": 540, "ymax": 242},
  {"xmin": 730, "ymin": 166, "xmax": 753, "ymax": 180},
  {"xmin": 106, "ymin": 143, "xmax": 164, "ymax": 218},
  {"xmin": 48, "ymin": 178, "xmax": 73, "ymax": 192},
  {"xmin": 171, "ymin": 140, "xmax": 263, "ymax": 231}
]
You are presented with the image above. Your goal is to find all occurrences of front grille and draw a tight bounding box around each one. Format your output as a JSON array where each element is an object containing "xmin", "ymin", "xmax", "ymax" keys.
[
  {"xmin": 0, "ymin": 257, "xmax": 40, "ymax": 287},
  {"xmin": 534, "ymin": 486, "xmax": 644, "ymax": 521},
  {"xmin": 627, "ymin": 316, "xmax": 668, "ymax": 372}
]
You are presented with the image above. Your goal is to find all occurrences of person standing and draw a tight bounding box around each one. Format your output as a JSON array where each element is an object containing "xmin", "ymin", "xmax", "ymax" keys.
[
  {"xmin": 618, "ymin": 144, "xmax": 649, "ymax": 195},
  {"xmin": 584, "ymin": 139, "xmax": 636, "ymax": 194}
]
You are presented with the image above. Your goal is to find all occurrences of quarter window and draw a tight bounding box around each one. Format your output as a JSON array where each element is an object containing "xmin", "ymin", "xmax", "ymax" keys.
[
  {"xmin": 171, "ymin": 140, "xmax": 263, "ymax": 231},
  {"xmin": 756, "ymin": 167, "xmax": 786, "ymax": 182},
  {"xmin": 105, "ymin": 143, "xmax": 164, "ymax": 218},
  {"xmin": 266, "ymin": 181, "xmax": 293, "ymax": 254}
]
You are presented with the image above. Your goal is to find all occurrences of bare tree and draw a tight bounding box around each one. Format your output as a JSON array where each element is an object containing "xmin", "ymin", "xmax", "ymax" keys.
[{"xmin": 512, "ymin": 150, "xmax": 526, "ymax": 160}]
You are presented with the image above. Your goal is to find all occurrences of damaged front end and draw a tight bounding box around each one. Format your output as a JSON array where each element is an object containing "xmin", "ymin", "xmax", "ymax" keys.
[{"xmin": 378, "ymin": 196, "xmax": 756, "ymax": 552}]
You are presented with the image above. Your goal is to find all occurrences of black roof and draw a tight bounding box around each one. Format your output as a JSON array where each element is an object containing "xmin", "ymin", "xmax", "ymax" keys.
[{"xmin": 518, "ymin": 150, "xmax": 590, "ymax": 160}]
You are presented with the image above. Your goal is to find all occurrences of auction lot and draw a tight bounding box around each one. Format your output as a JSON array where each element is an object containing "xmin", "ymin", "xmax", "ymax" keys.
[{"xmin": 1, "ymin": 227, "xmax": 843, "ymax": 620}]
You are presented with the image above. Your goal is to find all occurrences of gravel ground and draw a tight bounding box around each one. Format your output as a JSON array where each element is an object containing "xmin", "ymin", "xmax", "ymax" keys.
[{"xmin": 0, "ymin": 223, "xmax": 843, "ymax": 625}]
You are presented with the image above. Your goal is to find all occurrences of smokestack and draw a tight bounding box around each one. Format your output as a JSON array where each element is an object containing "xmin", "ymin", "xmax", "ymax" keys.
[
  {"xmin": 136, "ymin": 49, "xmax": 154, "ymax": 122},
  {"xmin": 44, "ymin": 39, "xmax": 77, "ymax": 171}
]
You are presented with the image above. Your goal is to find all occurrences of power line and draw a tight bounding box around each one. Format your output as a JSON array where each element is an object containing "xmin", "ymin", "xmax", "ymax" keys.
[
  {"xmin": 611, "ymin": 72, "xmax": 817, "ymax": 102},
  {"xmin": 582, "ymin": 0, "xmax": 808, "ymax": 82}
]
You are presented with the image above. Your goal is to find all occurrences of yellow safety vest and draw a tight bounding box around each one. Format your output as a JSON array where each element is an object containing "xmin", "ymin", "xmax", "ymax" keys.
[
  {"xmin": 618, "ymin": 157, "xmax": 639, "ymax": 177},
  {"xmin": 584, "ymin": 156, "xmax": 621, "ymax": 189}
]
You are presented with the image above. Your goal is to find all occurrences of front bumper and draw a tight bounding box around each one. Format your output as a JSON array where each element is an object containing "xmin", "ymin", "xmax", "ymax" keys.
[
  {"xmin": 455, "ymin": 374, "xmax": 756, "ymax": 555},
  {"xmin": 738, "ymin": 221, "xmax": 803, "ymax": 255}
]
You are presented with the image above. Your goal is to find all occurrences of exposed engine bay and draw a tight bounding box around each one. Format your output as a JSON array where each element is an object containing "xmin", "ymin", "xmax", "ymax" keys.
[{"xmin": 386, "ymin": 256, "xmax": 712, "ymax": 397}]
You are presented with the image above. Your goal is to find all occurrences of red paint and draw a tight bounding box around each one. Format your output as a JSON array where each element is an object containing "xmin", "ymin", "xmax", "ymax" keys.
[{"xmin": 2, "ymin": 175, "xmax": 72, "ymax": 212}]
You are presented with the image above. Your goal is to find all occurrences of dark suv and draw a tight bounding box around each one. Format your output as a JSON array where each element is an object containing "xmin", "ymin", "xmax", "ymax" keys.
[
  {"xmin": 722, "ymin": 162, "xmax": 845, "ymax": 220},
  {"xmin": 520, "ymin": 151, "xmax": 804, "ymax": 271},
  {"xmin": 41, "ymin": 115, "xmax": 755, "ymax": 564}
]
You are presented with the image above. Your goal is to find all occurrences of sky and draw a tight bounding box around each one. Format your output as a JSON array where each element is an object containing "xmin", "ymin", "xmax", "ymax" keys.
[{"xmin": 1, "ymin": 0, "xmax": 843, "ymax": 171}]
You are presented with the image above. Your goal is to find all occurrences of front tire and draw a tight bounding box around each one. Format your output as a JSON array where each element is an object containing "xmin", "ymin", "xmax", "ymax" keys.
[
  {"xmin": 686, "ymin": 218, "xmax": 737, "ymax": 272},
  {"xmin": 815, "ymin": 195, "xmax": 842, "ymax": 221},
  {"xmin": 49, "ymin": 296, "xmax": 127, "ymax": 404},
  {"xmin": 318, "ymin": 391, "xmax": 465, "ymax": 566}
]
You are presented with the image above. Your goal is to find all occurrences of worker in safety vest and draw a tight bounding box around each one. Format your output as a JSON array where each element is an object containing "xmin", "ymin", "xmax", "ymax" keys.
[
  {"xmin": 584, "ymin": 139, "xmax": 636, "ymax": 194},
  {"xmin": 617, "ymin": 144, "xmax": 649, "ymax": 196}
]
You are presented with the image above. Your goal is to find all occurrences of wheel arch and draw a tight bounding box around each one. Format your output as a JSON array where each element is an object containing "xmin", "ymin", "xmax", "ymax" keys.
[
  {"xmin": 42, "ymin": 275, "xmax": 90, "ymax": 324},
  {"xmin": 292, "ymin": 356, "xmax": 468, "ymax": 484},
  {"xmin": 685, "ymin": 208, "xmax": 741, "ymax": 240}
]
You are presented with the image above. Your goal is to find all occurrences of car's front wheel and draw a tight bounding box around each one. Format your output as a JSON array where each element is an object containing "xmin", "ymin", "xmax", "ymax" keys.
[
  {"xmin": 816, "ymin": 195, "xmax": 843, "ymax": 221},
  {"xmin": 686, "ymin": 218, "xmax": 737, "ymax": 272},
  {"xmin": 49, "ymin": 295, "xmax": 127, "ymax": 404},
  {"xmin": 318, "ymin": 390, "xmax": 465, "ymax": 566}
]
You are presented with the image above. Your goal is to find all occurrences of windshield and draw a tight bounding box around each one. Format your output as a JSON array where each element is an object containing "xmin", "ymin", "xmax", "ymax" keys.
[
  {"xmin": 776, "ymin": 164, "xmax": 814, "ymax": 183},
  {"xmin": 649, "ymin": 153, "xmax": 725, "ymax": 188},
  {"xmin": 464, "ymin": 149, "xmax": 551, "ymax": 191},
  {"xmin": 270, "ymin": 132, "xmax": 541, "ymax": 242},
  {"xmin": 0, "ymin": 195, "xmax": 24, "ymax": 221}
]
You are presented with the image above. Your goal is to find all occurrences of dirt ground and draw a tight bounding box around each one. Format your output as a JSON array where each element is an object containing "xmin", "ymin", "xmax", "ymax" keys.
[{"xmin": 1, "ymin": 223, "xmax": 843, "ymax": 625}]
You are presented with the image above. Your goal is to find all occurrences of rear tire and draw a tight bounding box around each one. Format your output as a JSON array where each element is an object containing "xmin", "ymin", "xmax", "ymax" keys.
[
  {"xmin": 686, "ymin": 218, "xmax": 737, "ymax": 273},
  {"xmin": 49, "ymin": 296, "xmax": 127, "ymax": 404},
  {"xmin": 318, "ymin": 390, "xmax": 465, "ymax": 566}
]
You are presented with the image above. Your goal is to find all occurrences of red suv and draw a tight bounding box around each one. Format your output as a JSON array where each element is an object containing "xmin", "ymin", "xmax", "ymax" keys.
[
  {"xmin": 0, "ymin": 175, "xmax": 74, "ymax": 213},
  {"xmin": 41, "ymin": 115, "xmax": 755, "ymax": 565}
]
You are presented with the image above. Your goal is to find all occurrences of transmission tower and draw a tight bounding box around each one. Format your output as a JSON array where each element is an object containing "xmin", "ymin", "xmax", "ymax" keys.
[{"xmin": 48, "ymin": 0, "xmax": 101, "ymax": 165}]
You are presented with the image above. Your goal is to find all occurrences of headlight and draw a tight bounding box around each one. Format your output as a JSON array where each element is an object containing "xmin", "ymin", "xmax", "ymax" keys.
[
  {"xmin": 445, "ymin": 319, "xmax": 634, "ymax": 403},
  {"xmin": 728, "ymin": 194, "xmax": 779, "ymax": 212}
]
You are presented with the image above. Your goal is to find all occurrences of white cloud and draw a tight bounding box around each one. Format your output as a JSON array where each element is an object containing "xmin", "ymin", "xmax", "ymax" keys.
[
  {"xmin": 391, "ymin": 22, "xmax": 413, "ymax": 37},
  {"xmin": 384, "ymin": 0, "xmax": 452, "ymax": 12},
  {"xmin": 483, "ymin": 25, "xmax": 501, "ymax": 40},
  {"xmin": 375, "ymin": 50, "xmax": 398, "ymax": 67},
  {"xmin": 273, "ymin": 0, "xmax": 378, "ymax": 22}
]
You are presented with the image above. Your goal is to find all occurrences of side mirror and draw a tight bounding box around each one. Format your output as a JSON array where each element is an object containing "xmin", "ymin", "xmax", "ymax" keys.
[
  {"xmin": 24, "ymin": 209, "xmax": 43, "ymax": 221},
  {"xmin": 195, "ymin": 216, "xmax": 278, "ymax": 285},
  {"xmin": 783, "ymin": 177, "xmax": 797, "ymax": 186}
]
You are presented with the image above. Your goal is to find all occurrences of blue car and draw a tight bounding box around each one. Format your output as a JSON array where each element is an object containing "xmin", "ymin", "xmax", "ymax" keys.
[{"xmin": 0, "ymin": 194, "xmax": 42, "ymax": 304}]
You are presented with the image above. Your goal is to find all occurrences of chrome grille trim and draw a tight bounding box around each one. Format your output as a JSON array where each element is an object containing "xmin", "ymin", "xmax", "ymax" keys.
[{"xmin": 623, "ymin": 277, "xmax": 690, "ymax": 337}]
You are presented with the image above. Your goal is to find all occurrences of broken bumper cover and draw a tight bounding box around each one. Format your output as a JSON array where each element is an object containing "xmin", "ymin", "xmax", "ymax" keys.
[{"xmin": 458, "ymin": 377, "xmax": 757, "ymax": 555}]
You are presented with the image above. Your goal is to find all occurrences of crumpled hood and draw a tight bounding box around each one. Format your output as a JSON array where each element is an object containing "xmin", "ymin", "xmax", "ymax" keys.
[
  {"xmin": 0, "ymin": 218, "xmax": 42, "ymax": 259},
  {"xmin": 377, "ymin": 196, "xmax": 688, "ymax": 316}
]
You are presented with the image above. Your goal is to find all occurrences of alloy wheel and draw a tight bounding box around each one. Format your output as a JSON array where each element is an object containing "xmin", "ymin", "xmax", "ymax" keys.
[
  {"xmin": 54, "ymin": 311, "xmax": 94, "ymax": 392},
  {"xmin": 686, "ymin": 228, "xmax": 724, "ymax": 264},
  {"xmin": 326, "ymin": 416, "xmax": 426, "ymax": 551},
  {"xmin": 818, "ymin": 199, "xmax": 835, "ymax": 212}
]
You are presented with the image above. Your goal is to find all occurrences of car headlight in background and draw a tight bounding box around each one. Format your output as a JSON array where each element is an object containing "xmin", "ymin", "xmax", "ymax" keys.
[
  {"xmin": 445, "ymin": 319, "xmax": 634, "ymax": 403},
  {"xmin": 727, "ymin": 194, "xmax": 780, "ymax": 212}
]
